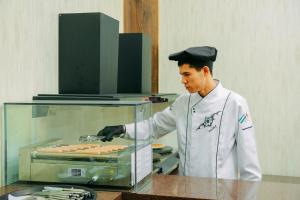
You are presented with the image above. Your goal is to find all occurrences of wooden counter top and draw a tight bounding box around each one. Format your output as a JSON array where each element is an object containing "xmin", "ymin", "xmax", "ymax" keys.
[
  {"xmin": 1, "ymin": 175, "xmax": 300, "ymax": 200},
  {"xmin": 123, "ymin": 175, "xmax": 300, "ymax": 200}
]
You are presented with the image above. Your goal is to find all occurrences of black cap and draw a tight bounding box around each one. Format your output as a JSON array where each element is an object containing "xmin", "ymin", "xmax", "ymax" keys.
[{"xmin": 168, "ymin": 46, "xmax": 217, "ymax": 69}]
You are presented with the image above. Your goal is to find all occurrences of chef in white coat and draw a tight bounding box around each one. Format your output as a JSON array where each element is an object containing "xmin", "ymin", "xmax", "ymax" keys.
[{"xmin": 98, "ymin": 46, "xmax": 262, "ymax": 181}]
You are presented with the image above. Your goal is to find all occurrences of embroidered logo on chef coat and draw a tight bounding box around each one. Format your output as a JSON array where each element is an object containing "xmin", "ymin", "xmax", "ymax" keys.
[{"xmin": 197, "ymin": 111, "xmax": 221, "ymax": 132}]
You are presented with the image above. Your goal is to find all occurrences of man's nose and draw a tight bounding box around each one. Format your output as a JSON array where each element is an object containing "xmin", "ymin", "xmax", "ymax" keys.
[{"xmin": 181, "ymin": 77, "xmax": 187, "ymax": 84}]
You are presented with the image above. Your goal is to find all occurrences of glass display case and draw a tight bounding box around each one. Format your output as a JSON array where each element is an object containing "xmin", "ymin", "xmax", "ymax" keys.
[{"xmin": 2, "ymin": 100, "xmax": 153, "ymax": 191}]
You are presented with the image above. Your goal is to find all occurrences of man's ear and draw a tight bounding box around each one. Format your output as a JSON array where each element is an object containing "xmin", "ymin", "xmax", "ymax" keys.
[{"xmin": 202, "ymin": 66, "xmax": 210, "ymax": 74}]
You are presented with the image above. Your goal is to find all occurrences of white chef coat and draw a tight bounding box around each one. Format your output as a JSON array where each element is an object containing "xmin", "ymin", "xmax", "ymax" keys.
[{"xmin": 125, "ymin": 81, "xmax": 261, "ymax": 181}]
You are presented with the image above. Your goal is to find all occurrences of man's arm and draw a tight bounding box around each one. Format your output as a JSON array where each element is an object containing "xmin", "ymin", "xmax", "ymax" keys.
[
  {"xmin": 236, "ymin": 99, "xmax": 262, "ymax": 181},
  {"xmin": 98, "ymin": 98, "xmax": 179, "ymax": 142},
  {"xmin": 125, "ymin": 103, "xmax": 177, "ymax": 140}
]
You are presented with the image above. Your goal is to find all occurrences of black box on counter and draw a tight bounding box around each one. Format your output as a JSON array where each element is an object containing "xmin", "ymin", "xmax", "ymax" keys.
[
  {"xmin": 117, "ymin": 33, "xmax": 152, "ymax": 94},
  {"xmin": 59, "ymin": 12, "xmax": 119, "ymax": 94}
]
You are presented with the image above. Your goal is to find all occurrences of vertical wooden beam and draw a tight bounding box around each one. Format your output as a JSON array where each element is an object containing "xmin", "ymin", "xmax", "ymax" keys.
[{"xmin": 124, "ymin": 0, "xmax": 159, "ymax": 93}]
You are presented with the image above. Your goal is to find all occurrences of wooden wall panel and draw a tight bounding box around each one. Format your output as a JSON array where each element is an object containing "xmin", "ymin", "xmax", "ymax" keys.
[{"xmin": 124, "ymin": 0, "xmax": 159, "ymax": 93}]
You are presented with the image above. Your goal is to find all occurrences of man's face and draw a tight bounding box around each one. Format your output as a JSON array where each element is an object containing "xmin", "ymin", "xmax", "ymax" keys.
[{"xmin": 179, "ymin": 64, "xmax": 205, "ymax": 93}]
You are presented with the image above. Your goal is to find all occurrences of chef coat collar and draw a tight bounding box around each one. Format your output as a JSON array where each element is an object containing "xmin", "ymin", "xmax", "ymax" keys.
[{"xmin": 191, "ymin": 79, "xmax": 224, "ymax": 106}]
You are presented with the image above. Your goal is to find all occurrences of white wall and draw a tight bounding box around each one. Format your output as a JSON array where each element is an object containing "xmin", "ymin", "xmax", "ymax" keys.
[
  {"xmin": 0, "ymin": 0, "xmax": 123, "ymax": 185},
  {"xmin": 159, "ymin": 0, "xmax": 300, "ymax": 177},
  {"xmin": 1, "ymin": 0, "xmax": 300, "ymax": 183}
]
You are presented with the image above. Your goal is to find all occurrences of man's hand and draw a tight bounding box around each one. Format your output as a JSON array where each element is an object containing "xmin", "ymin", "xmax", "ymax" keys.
[{"xmin": 97, "ymin": 125, "xmax": 125, "ymax": 142}]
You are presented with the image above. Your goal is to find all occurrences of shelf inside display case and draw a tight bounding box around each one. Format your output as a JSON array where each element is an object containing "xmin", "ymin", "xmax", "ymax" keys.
[{"xmin": 19, "ymin": 138, "xmax": 136, "ymax": 187}]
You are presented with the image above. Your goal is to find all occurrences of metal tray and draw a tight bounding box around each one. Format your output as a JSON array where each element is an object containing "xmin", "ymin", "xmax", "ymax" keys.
[{"xmin": 0, "ymin": 185, "xmax": 96, "ymax": 200}]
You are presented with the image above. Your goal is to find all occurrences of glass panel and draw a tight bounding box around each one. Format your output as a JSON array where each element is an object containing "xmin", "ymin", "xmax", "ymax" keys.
[
  {"xmin": 132, "ymin": 103, "xmax": 152, "ymax": 191},
  {"xmin": 3, "ymin": 101, "xmax": 151, "ymax": 189},
  {"xmin": 151, "ymin": 99, "xmax": 179, "ymax": 176}
]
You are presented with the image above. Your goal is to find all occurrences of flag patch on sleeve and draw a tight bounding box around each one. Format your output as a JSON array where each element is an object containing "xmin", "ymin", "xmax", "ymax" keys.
[
  {"xmin": 239, "ymin": 113, "xmax": 253, "ymax": 131},
  {"xmin": 239, "ymin": 113, "xmax": 251, "ymax": 124}
]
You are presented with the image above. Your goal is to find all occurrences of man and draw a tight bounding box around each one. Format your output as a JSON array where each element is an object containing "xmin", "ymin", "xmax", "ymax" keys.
[{"xmin": 98, "ymin": 46, "xmax": 262, "ymax": 181}]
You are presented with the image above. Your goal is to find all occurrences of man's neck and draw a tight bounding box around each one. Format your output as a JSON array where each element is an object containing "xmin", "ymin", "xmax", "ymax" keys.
[{"xmin": 198, "ymin": 79, "xmax": 217, "ymax": 97}]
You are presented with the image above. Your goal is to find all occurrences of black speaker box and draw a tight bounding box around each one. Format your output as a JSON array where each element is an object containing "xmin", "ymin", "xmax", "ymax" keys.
[
  {"xmin": 59, "ymin": 12, "xmax": 119, "ymax": 94},
  {"xmin": 117, "ymin": 33, "xmax": 152, "ymax": 94}
]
